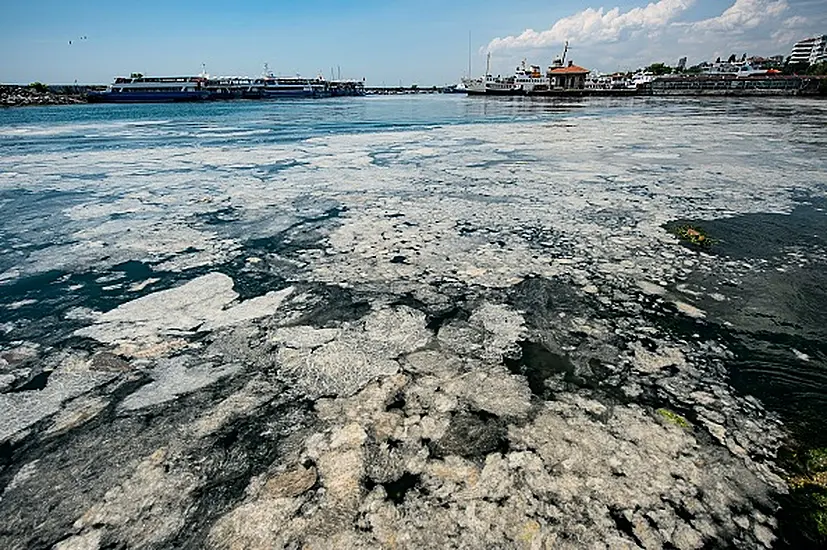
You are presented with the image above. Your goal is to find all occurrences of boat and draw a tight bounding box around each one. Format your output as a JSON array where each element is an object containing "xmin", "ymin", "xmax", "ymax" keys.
[
  {"xmin": 328, "ymin": 79, "xmax": 366, "ymax": 97},
  {"xmin": 462, "ymin": 53, "xmax": 518, "ymax": 95},
  {"xmin": 512, "ymin": 60, "xmax": 552, "ymax": 93},
  {"xmin": 628, "ymin": 72, "xmax": 655, "ymax": 89},
  {"xmin": 241, "ymin": 65, "xmax": 330, "ymax": 98},
  {"xmin": 256, "ymin": 76, "xmax": 330, "ymax": 98},
  {"xmin": 462, "ymin": 42, "xmax": 590, "ymax": 95},
  {"xmin": 87, "ymin": 75, "xmax": 210, "ymax": 103}
]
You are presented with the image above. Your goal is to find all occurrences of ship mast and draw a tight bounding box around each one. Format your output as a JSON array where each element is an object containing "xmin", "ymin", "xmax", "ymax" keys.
[
  {"xmin": 486, "ymin": 52, "xmax": 491, "ymax": 76},
  {"xmin": 561, "ymin": 41, "xmax": 569, "ymax": 66},
  {"xmin": 468, "ymin": 31, "xmax": 472, "ymax": 78}
]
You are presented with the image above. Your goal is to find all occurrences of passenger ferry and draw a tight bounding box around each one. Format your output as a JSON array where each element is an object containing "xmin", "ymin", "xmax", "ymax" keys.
[
  {"xmin": 87, "ymin": 75, "xmax": 210, "ymax": 103},
  {"xmin": 255, "ymin": 76, "xmax": 330, "ymax": 98},
  {"xmin": 462, "ymin": 53, "xmax": 516, "ymax": 95}
]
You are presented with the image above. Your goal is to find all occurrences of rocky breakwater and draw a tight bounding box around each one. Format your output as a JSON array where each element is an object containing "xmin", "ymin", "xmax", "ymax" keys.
[{"xmin": 0, "ymin": 85, "xmax": 86, "ymax": 107}]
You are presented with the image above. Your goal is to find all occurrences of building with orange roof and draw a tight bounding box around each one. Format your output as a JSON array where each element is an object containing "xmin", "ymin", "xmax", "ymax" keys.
[{"xmin": 548, "ymin": 61, "xmax": 590, "ymax": 90}]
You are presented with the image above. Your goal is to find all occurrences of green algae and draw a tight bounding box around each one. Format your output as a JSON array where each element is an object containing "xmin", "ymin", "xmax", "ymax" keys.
[
  {"xmin": 806, "ymin": 448, "xmax": 827, "ymax": 473},
  {"xmin": 673, "ymin": 225, "xmax": 715, "ymax": 247},
  {"xmin": 778, "ymin": 447, "xmax": 827, "ymax": 546},
  {"xmin": 655, "ymin": 408, "xmax": 690, "ymax": 429}
]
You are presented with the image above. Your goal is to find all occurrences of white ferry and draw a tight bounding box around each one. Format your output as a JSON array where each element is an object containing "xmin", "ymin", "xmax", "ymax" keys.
[{"xmin": 87, "ymin": 75, "xmax": 210, "ymax": 103}]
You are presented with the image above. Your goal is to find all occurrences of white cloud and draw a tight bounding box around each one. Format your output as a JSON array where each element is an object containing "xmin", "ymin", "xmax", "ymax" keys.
[
  {"xmin": 487, "ymin": 0, "xmax": 694, "ymax": 51},
  {"xmin": 770, "ymin": 14, "xmax": 810, "ymax": 44},
  {"xmin": 689, "ymin": 0, "xmax": 788, "ymax": 32},
  {"xmin": 483, "ymin": 0, "xmax": 806, "ymax": 73}
]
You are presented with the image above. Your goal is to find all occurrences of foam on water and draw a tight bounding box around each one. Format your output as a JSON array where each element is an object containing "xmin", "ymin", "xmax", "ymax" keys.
[{"xmin": 1, "ymin": 96, "xmax": 826, "ymax": 548}]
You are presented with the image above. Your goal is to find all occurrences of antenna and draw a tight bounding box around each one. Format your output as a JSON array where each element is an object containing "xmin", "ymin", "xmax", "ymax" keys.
[
  {"xmin": 561, "ymin": 41, "xmax": 569, "ymax": 66},
  {"xmin": 263, "ymin": 62, "xmax": 269, "ymax": 77},
  {"xmin": 338, "ymin": 65, "xmax": 341, "ymax": 80}
]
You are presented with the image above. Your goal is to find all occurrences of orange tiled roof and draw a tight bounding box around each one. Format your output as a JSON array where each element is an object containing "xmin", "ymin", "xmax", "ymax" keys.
[{"xmin": 550, "ymin": 65, "xmax": 590, "ymax": 74}]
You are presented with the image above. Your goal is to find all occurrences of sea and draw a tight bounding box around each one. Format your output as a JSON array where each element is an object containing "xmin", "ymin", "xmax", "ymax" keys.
[{"xmin": 1, "ymin": 94, "xmax": 826, "ymax": 546}]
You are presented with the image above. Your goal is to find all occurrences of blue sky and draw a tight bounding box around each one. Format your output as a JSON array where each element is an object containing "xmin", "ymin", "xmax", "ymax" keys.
[{"xmin": 2, "ymin": 0, "xmax": 825, "ymax": 84}]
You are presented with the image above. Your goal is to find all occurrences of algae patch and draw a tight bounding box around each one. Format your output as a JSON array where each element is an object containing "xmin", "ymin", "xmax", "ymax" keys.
[
  {"xmin": 673, "ymin": 224, "xmax": 715, "ymax": 247},
  {"xmin": 655, "ymin": 408, "xmax": 691, "ymax": 429}
]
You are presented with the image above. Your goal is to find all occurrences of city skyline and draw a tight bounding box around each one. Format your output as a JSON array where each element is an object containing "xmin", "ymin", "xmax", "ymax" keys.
[{"xmin": 2, "ymin": 0, "xmax": 826, "ymax": 85}]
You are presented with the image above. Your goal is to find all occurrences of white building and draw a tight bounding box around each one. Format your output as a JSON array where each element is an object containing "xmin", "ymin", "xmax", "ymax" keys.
[{"xmin": 790, "ymin": 35, "xmax": 827, "ymax": 65}]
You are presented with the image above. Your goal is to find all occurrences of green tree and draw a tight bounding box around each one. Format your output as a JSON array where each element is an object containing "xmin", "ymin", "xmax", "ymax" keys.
[
  {"xmin": 29, "ymin": 82, "xmax": 48, "ymax": 93},
  {"xmin": 784, "ymin": 62, "xmax": 810, "ymax": 75},
  {"xmin": 645, "ymin": 63, "xmax": 673, "ymax": 76},
  {"xmin": 807, "ymin": 62, "xmax": 827, "ymax": 76}
]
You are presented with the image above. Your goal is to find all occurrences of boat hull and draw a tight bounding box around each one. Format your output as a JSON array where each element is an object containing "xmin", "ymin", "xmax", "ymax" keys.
[
  {"xmin": 87, "ymin": 90, "xmax": 210, "ymax": 103},
  {"xmin": 260, "ymin": 89, "xmax": 330, "ymax": 99}
]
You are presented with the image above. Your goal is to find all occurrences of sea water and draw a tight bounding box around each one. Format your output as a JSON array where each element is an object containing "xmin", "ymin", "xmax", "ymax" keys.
[{"xmin": 1, "ymin": 94, "xmax": 826, "ymax": 547}]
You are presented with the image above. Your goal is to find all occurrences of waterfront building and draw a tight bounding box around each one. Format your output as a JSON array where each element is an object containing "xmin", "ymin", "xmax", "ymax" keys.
[
  {"xmin": 548, "ymin": 61, "xmax": 589, "ymax": 89},
  {"xmin": 790, "ymin": 35, "xmax": 827, "ymax": 64}
]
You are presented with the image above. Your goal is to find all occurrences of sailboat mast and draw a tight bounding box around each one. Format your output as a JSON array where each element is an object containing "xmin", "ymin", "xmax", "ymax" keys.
[{"xmin": 468, "ymin": 31, "xmax": 472, "ymax": 77}]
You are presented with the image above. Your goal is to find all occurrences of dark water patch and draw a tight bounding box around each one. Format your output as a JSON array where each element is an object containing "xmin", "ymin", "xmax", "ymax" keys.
[
  {"xmin": 508, "ymin": 276, "xmax": 597, "ymax": 327},
  {"xmin": 665, "ymin": 199, "xmax": 827, "ymax": 261},
  {"xmin": 431, "ymin": 411, "xmax": 508, "ymax": 460},
  {"xmin": 364, "ymin": 473, "xmax": 423, "ymax": 505},
  {"xmin": 385, "ymin": 393, "xmax": 406, "ymax": 412},
  {"xmin": 195, "ymin": 206, "xmax": 242, "ymax": 225},
  {"xmin": 286, "ymin": 284, "xmax": 371, "ymax": 328},
  {"xmin": 0, "ymin": 260, "xmax": 168, "ymax": 347},
  {"xmin": 425, "ymin": 305, "xmax": 469, "ymax": 333},
  {"xmin": 252, "ymin": 159, "xmax": 305, "ymax": 176},
  {"xmin": 662, "ymin": 204, "xmax": 827, "ymax": 446},
  {"xmin": 247, "ymin": 206, "xmax": 345, "ymax": 257},
  {"xmin": 727, "ymin": 330, "xmax": 827, "ymax": 448},
  {"xmin": 505, "ymin": 341, "xmax": 575, "ymax": 398},
  {"xmin": 9, "ymin": 370, "xmax": 52, "ymax": 392}
]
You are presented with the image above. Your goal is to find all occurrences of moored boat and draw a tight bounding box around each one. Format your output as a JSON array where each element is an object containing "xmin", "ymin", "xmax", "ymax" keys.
[{"xmin": 87, "ymin": 75, "xmax": 210, "ymax": 103}]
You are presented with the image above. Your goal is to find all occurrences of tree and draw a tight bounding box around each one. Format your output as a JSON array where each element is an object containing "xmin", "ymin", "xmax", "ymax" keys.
[
  {"xmin": 646, "ymin": 63, "xmax": 673, "ymax": 75},
  {"xmin": 130, "ymin": 72, "xmax": 144, "ymax": 79},
  {"xmin": 29, "ymin": 82, "xmax": 48, "ymax": 93},
  {"xmin": 716, "ymin": 57, "xmax": 722, "ymax": 64},
  {"xmin": 727, "ymin": 54, "xmax": 737, "ymax": 63},
  {"xmin": 807, "ymin": 62, "xmax": 827, "ymax": 76},
  {"xmin": 784, "ymin": 61, "xmax": 810, "ymax": 75}
]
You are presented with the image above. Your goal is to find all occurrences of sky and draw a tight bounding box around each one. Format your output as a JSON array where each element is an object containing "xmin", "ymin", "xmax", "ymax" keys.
[{"xmin": 1, "ymin": 0, "xmax": 826, "ymax": 85}]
